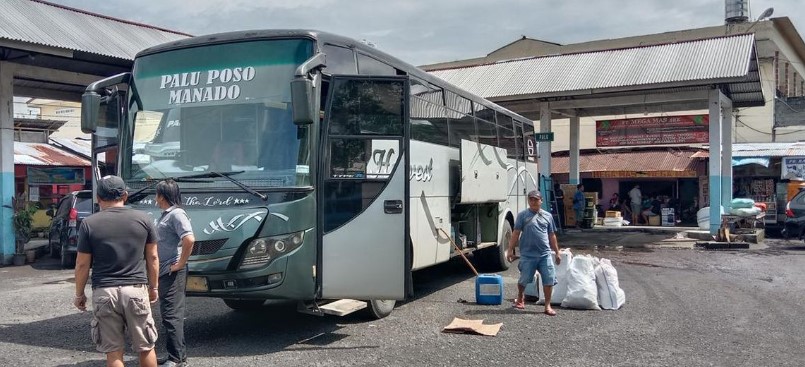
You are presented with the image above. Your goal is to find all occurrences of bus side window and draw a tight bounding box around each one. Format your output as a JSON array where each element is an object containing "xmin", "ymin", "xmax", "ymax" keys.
[
  {"xmin": 357, "ymin": 53, "xmax": 397, "ymax": 75},
  {"xmin": 322, "ymin": 44, "xmax": 357, "ymax": 74},
  {"xmin": 411, "ymin": 97, "xmax": 449, "ymax": 146}
]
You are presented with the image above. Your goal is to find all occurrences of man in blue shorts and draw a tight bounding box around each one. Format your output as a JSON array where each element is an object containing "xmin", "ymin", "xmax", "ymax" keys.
[{"xmin": 506, "ymin": 190, "xmax": 562, "ymax": 315}]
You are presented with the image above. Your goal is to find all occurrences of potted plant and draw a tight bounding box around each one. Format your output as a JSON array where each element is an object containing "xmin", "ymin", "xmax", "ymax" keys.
[{"xmin": 9, "ymin": 196, "xmax": 38, "ymax": 265}]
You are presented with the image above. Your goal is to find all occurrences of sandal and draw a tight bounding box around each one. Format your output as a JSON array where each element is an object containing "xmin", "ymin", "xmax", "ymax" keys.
[
  {"xmin": 512, "ymin": 300, "xmax": 525, "ymax": 310},
  {"xmin": 544, "ymin": 309, "xmax": 557, "ymax": 316}
]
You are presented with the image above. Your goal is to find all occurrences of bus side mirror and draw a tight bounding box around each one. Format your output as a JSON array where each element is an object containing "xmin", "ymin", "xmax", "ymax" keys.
[
  {"xmin": 291, "ymin": 78, "xmax": 315, "ymax": 125},
  {"xmin": 81, "ymin": 92, "xmax": 102, "ymax": 133}
]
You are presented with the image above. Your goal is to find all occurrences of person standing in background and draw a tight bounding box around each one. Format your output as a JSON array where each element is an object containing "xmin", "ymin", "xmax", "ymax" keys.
[
  {"xmin": 628, "ymin": 184, "xmax": 642, "ymax": 225},
  {"xmin": 154, "ymin": 179, "xmax": 195, "ymax": 367}
]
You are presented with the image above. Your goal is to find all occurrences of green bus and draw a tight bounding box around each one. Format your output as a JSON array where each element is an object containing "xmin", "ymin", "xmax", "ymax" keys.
[{"xmin": 81, "ymin": 30, "xmax": 538, "ymax": 319}]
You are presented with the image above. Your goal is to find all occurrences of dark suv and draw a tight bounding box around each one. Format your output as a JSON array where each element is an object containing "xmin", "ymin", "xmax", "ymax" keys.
[
  {"xmin": 47, "ymin": 190, "xmax": 93, "ymax": 268},
  {"xmin": 784, "ymin": 188, "xmax": 805, "ymax": 240}
]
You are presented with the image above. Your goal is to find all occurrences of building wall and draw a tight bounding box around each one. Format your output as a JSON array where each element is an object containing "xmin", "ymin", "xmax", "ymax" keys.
[{"xmin": 29, "ymin": 100, "xmax": 86, "ymax": 140}]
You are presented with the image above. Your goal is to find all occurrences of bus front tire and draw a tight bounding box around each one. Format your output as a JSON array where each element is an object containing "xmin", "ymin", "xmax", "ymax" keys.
[
  {"xmin": 364, "ymin": 299, "xmax": 395, "ymax": 319},
  {"xmin": 223, "ymin": 299, "xmax": 265, "ymax": 311}
]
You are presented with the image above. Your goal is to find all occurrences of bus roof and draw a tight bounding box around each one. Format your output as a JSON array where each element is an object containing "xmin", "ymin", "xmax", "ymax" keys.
[{"xmin": 135, "ymin": 29, "xmax": 533, "ymax": 127}]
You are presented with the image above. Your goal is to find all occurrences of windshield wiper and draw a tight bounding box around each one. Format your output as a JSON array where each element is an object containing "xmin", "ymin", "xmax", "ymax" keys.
[
  {"xmin": 126, "ymin": 171, "xmax": 267, "ymax": 203},
  {"xmin": 203, "ymin": 171, "xmax": 268, "ymax": 201},
  {"xmin": 176, "ymin": 171, "xmax": 267, "ymax": 201}
]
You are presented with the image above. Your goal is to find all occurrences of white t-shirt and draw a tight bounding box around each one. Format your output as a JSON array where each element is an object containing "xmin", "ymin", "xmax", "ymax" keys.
[{"xmin": 628, "ymin": 187, "xmax": 642, "ymax": 204}]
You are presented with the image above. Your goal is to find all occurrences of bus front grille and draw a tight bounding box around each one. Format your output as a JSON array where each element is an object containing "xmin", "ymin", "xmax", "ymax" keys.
[{"xmin": 192, "ymin": 239, "xmax": 228, "ymax": 255}]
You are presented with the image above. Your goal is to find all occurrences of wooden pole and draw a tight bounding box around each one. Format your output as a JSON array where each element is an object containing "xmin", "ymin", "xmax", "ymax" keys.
[{"xmin": 437, "ymin": 228, "xmax": 479, "ymax": 277}]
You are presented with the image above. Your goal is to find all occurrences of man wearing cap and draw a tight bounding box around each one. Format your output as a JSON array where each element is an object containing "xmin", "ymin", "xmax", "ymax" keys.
[
  {"xmin": 507, "ymin": 190, "xmax": 562, "ymax": 315},
  {"xmin": 73, "ymin": 175, "xmax": 160, "ymax": 367}
]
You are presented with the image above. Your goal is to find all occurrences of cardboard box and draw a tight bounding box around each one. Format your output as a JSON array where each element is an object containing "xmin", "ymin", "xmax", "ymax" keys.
[
  {"xmin": 648, "ymin": 215, "xmax": 661, "ymax": 226},
  {"xmin": 605, "ymin": 211, "xmax": 622, "ymax": 218}
]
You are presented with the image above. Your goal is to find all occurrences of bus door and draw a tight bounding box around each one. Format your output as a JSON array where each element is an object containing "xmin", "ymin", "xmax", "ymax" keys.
[{"xmin": 319, "ymin": 76, "xmax": 410, "ymax": 300}]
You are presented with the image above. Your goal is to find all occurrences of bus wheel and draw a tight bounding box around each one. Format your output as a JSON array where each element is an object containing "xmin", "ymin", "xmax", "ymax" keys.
[
  {"xmin": 223, "ymin": 299, "xmax": 265, "ymax": 311},
  {"xmin": 364, "ymin": 299, "xmax": 396, "ymax": 319}
]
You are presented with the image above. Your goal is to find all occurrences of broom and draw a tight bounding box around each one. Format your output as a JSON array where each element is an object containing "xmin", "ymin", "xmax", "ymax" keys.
[{"xmin": 437, "ymin": 228, "xmax": 478, "ymax": 276}]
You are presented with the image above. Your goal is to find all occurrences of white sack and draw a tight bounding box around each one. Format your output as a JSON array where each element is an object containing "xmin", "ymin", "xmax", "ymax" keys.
[
  {"xmin": 561, "ymin": 255, "xmax": 601, "ymax": 310},
  {"xmin": 537, "ymin": 248, "xmax": 573, "ymax": 305},
  {"xmin": 594, "ymin": 258, "xmax": 626, "ymax": 310},
  {"xmin": 524, "ymin": 271, "xmax": 541, "ymax": 301}
]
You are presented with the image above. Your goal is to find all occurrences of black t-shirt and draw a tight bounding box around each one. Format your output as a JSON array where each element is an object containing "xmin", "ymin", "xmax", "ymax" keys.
[{"xmin": 77, "ymin": 207, "xmax": 157, "ymax": 288}]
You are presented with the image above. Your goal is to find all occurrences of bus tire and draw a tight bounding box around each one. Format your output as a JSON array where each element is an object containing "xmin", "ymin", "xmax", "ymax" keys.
[
  {"xmin": 223, "ymin": 299, "xmax": 265, "ymax": 311},
  {"xmin": 364, "ymin": 299, "xmax": 395, "ymax": 319}
]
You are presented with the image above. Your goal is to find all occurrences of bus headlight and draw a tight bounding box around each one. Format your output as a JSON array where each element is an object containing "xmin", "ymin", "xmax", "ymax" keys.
[{"xmin": 240, "ymin": 231, "xmax": 305, "ymax": 270}]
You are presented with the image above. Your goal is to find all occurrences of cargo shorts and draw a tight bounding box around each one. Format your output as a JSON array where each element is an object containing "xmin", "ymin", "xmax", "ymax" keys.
[{"xmin": 91, "ymin": 284, "xmax": 158, "ymax": 353}]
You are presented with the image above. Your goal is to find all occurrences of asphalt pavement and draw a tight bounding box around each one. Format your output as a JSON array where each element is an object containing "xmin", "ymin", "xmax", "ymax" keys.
[{"xmin": 1, "ymin": 231, "xmax": 804, "ymax": 366}]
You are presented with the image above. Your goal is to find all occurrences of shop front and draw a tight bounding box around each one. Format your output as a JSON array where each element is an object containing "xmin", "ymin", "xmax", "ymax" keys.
[
  {"xmin": 691, "ymin": 143, "xmax": 805, "ymax": 229},
  {"xmin": 552, "ymin": 147, "xmax": 706, "ymax": 227},
  {"xmin": 14, "ymin": 142, "xmax": 91, "ymax": 231}
]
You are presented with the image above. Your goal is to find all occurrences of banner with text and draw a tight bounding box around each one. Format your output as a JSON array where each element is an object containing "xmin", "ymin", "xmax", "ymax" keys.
[
  {"xmin": 596, "ymin": 115, "xmax": 709, "ymax": 147},
  {"xmin": 782, "ymin": 156, "xmax": 805, "ymax": 179}
]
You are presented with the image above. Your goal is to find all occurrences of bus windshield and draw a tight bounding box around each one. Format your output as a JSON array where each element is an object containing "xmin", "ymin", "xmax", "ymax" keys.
[{"xmin": 124, "ymin": 39, "xmax": 314, "ymax": 188}]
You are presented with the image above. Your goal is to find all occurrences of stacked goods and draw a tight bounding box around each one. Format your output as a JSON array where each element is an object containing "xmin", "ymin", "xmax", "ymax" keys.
[
  {"xmin": 561, "ymin": 184, "xmax": 578, "ymax": 227},
  {"xmin": 729, "ymin": 198, "xmax": 761, "ymax": 217},
  {"xmin": 603, "ymin": 211, "xmax": 623, "ymax": 227}
]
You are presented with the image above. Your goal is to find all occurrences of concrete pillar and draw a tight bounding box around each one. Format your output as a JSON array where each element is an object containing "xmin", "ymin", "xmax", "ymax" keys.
[
  {"xmin": 569, "ymin": 114, "xmax": 580, "ymax": 185},
  {"xmin": 0, "ymin": 62, "xmax": 15, "ymax": 264},
  {"xmin": 721, "ymin": 102, "xmax": 733, "ymax": 207},
  {"xmin": 538, "ymin": 104, "xmax": 552, "ymax": 210},
  {"xmin": 708, "ymin": 89, "xmax": 723, "ymax": 235}
]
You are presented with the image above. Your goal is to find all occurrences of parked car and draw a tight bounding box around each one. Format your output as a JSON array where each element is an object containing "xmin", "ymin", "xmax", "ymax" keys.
[
  {"xmin": 47, "ymin": 190, "xmax": 93, "ymax": 268},
  {"xmin": 783, "ymin": 188, "xmax": 805, "ymax": 241}
]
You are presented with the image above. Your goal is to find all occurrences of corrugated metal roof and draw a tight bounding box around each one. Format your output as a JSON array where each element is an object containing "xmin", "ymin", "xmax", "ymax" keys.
[
  {"xmin": 552, "ymin": 149, "xmax": 704, "ymax": 174},
  {"xmin": 0, "ymin": 0, "xmax": 190, "ymax": 60},
  {"xmin": 429, "ymin": 34, "xmax": 761, "ymax": 106},
  {"xmin": 14, "ymin": 141, "xmax": 90, "ymax": 166},
  {"xmin": 49, "ymin": 137, "xmax": 91, "ymax": 158},
  {"xmin": 691, "ymin": 142, "xmax": 805, "ymax": 158}
]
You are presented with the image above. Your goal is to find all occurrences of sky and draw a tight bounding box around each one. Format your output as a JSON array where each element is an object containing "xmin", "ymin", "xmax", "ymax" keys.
[{"xmin": 48, "ymin": 0, "xmax": 804, "ymax": 66}]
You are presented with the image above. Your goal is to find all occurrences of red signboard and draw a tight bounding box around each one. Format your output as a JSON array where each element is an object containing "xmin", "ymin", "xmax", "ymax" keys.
[{"xmin": 596, "ymin": 115, "xmax": 709, "ymax": 147}]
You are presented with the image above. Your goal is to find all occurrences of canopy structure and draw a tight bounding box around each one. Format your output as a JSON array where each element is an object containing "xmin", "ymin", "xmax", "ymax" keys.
[{"xmin": 429, "ymin": 34, "xmax": 765, "ymax": 235}]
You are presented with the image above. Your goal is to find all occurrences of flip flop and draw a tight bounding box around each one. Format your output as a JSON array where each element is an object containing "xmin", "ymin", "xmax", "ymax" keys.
[
  {"xmin": 544, "ymin": 309, "xmax": 557, "ymax": 316},
  {"xmin": 513, "ymin": 300, "xmax": 525, "ymax": 310}
]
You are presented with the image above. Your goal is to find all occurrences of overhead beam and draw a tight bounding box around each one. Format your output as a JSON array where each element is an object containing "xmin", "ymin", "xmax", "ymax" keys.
[
  {"xmin": 502, "ymin": 89, "xmax": 711, "ymax": 113},
  {"xmin": 0, "ymin": 39, "xmax": 73, "ymax": 58},
  {"xmin": 11, "ymin": 63, "xmax": 101, "ymax": 88},
  {"xmin": 13, "ymin": 86, "xmax": 83, "ymax": 102},
  {"xmin": 510, "ymin": 101, "xmax": 711, "ymax": 121},
  {"xmin": 571, "ymin": 101, "xmax": 710, "ymax": 117}
]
